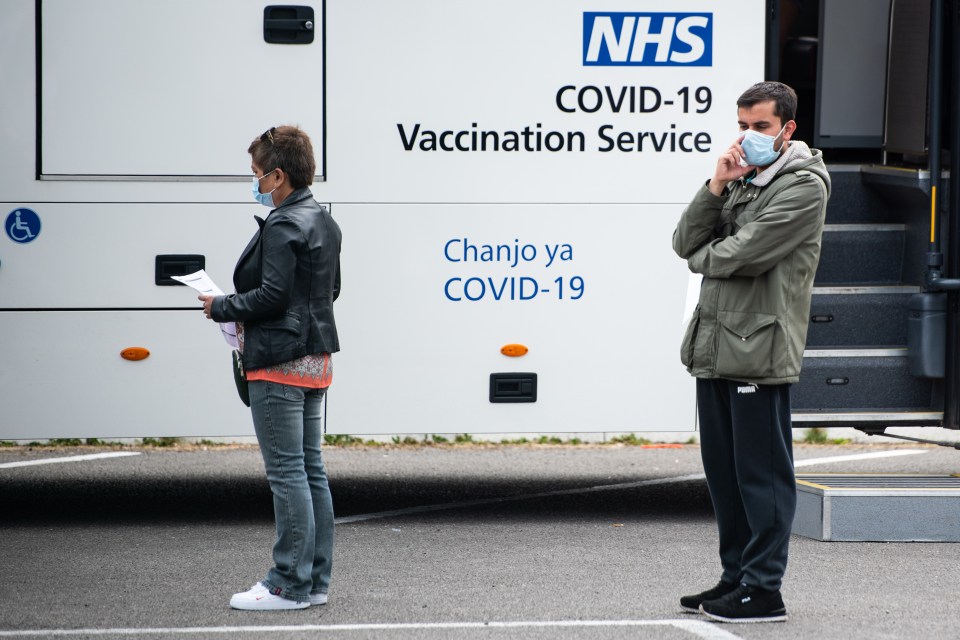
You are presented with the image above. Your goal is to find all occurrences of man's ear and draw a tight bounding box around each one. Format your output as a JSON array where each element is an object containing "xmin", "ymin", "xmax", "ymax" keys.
[{"xmin": 782, "ymin": 119, "xmax": 797, "ymax": 142}]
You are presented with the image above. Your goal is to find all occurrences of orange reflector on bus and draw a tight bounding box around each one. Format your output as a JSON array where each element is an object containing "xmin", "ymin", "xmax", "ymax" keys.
[
  {"xmin": 500, "ymin": 344, "xmax": 528, "ymax": 357},
  {"xmin": 120, "ymin": 347, "xmax": 151, "ymax": 361}
]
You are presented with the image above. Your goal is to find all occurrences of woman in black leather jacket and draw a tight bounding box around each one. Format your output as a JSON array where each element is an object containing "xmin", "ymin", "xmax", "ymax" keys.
[{"xmin": 200, "ymin": 126, "xmax": 341, "ymax": 611}]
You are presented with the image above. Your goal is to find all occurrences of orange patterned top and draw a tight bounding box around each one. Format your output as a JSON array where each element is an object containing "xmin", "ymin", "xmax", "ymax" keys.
[{"xmin": 237, "ymin": 323, "xmax": 332, "ymax": 389}]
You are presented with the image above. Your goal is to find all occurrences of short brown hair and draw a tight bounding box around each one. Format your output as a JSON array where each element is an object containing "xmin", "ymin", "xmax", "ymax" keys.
[
  {"xmin": 248, "ymin": 125, "xmax": 316, "ymax": 189},
  {"xmin": 737, "ymin": 81, "xmax": 797, "ymax": 125}
]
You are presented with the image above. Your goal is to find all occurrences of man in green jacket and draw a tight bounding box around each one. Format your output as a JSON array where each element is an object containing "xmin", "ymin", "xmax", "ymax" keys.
[{"xmin": 672, "ymin": 81, "xmax": 830, "ymax": 623}]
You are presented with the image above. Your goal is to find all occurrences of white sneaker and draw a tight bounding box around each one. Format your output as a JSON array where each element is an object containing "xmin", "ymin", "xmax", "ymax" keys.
[
  {"xmin": 309, "ymin": 592, "xmax": 328, "ymax": 606},
  {"xmin": 230, "ymin": 583, "xmax": 310, "ymax": 611}
]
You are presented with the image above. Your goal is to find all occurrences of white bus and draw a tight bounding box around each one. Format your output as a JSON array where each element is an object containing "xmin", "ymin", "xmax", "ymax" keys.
[{"xmin": 3, "ymin": 0, "xmax": 957, "ymax": 443}]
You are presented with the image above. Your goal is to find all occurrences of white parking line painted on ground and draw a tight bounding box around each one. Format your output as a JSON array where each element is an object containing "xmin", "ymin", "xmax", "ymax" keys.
[
  {"xmin": 0, "ymin": 618, "xmax": 744, "ymax": 639},
  {"xmin": 794, "ymin": 449, "xmax": 926, "ymax": 467},
  {"xmin": 0, "ymin": 452, "xmax": 141, "ymax": 469},
  {"xmin": 335, "ymin": 449, "xmax": 927, "ymax": 524}
]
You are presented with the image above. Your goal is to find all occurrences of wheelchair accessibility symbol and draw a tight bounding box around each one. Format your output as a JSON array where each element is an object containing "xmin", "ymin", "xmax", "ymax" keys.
[{"xmin": 5, "ymin": 208, "xmax": 41, "ymax": 244}]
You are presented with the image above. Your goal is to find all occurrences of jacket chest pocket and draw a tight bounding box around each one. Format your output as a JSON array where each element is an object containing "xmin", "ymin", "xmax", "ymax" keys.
[
  {"xmin": 715, "ymin": 310, "xmax": 777, "ymax": 379},
  {"xmin": 718, "ymin": 189, "xmax": 762, "ymax": 234}
]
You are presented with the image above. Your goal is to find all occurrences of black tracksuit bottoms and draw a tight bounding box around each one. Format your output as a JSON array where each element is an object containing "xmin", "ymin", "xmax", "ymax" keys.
[{"xmin": 696, "ymin": 378, "xmax": 796, "ymax": 592}]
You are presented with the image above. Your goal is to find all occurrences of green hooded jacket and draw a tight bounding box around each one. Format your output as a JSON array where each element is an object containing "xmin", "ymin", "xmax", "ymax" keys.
[{"xmin": 673, "ymin": 141, "xmax": 831, "ymax": 384}]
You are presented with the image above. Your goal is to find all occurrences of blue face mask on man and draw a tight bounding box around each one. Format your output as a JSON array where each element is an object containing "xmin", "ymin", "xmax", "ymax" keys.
[
  {"xmin": 739, "ymin": 125, "xmax": 786, "ymax": 167},
  {"xmin": 251, "ymin": 169, "xmax": 278, "ymax": 208}
]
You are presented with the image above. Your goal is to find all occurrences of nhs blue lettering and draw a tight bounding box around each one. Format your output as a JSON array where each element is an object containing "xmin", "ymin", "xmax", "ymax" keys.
[{"xmin": 583, "ymin": 13, "xmax": 712, "ymax": 67}]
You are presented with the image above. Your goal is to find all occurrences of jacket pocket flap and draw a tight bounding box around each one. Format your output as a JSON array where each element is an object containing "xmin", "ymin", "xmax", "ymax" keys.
[
  {"xmin": 717, "ymin": 311, "xmax": 777, "ymax": 340},
  {"xmin": 260, "ymin": 312, "xmax": 301, "ymax": 334}
]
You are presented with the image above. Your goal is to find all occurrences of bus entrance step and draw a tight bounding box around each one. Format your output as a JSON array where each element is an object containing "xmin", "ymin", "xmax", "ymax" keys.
[{"xmin": 793, "ymin": 474, "xmax": 960, "ymax": 542}]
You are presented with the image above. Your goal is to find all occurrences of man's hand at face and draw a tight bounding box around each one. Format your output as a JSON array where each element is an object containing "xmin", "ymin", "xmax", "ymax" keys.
[{"xmin": 708, "ymin": 134, "xmax": 752, "ymax": 196}]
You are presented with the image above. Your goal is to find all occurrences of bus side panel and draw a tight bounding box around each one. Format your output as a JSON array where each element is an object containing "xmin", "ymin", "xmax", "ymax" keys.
[
  {"xmin": 0, "ymin": 204, "xmax": 257, "ymax": 309},
  {"xmin": 324, "ymin": 0, "xmax": 764, "ymax": 204},
  {"xmin": 0, "ymin": 310, "xmax": 252, "ymax": 440},
  {"xmin": 328, "ymin": 203, "xmax": 696, "ymax": 434},
  {"xmin": 0, "ymin": 0, "xmax": 763, "ymax": 438}
]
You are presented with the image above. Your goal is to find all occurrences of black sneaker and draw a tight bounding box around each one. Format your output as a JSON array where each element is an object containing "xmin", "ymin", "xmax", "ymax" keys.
[
  {"xmin": 679, "ymin": 581, "xmax": 738, "ymax": 613},
  {"xmin": 699, "ymin": 583, "xmax": 788, "ymax": 623}
]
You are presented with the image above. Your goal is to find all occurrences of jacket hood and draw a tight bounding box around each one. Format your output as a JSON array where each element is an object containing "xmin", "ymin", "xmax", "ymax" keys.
[{"xmin": 750, "ymin": 140, "xmax": 831, "ymax": 197}]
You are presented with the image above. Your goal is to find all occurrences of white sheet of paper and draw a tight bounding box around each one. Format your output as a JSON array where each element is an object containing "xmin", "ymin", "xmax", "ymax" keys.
[
  {"xmin": 681, "ymin": 271, "xmax": 702, "ymax": 328},
  {"xmin": 172, "ymin": 270, "xmax": 239, "ymax": 348}
]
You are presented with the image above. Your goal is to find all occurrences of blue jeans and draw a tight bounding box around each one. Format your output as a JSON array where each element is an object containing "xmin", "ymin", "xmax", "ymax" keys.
[{"xmin": 248, "ymin": 381, "xmax": 334, "ymax": 603}]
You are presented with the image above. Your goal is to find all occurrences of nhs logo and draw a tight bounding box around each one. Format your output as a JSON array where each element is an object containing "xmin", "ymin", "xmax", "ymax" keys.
[{"xmin": 583, "ymin": 12, "xmax": 713, "ymax": 66}]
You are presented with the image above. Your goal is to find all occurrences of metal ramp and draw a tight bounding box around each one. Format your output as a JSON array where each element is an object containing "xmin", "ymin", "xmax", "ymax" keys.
[{"xmin": 793, "ymin": 474, "xmax": 960, "ymax": 541}]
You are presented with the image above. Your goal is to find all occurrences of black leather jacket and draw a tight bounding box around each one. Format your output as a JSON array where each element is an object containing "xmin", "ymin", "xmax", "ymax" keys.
[{"xmin": 212, "ymin": 188, "xmax": 341, "ymax": 370}]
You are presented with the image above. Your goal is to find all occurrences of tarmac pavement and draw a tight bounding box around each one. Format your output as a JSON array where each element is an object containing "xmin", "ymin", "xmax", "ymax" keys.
[{"xmin": 1, "ymin": 442, "xmax": 959, "ymax": 639}]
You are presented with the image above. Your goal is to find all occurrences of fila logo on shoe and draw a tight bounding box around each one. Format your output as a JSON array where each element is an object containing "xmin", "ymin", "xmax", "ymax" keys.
[
  {"xmin": 741, "ymin": 595, "xmax": 752, "ymax": 604},
  {"xmin": 737, "ymin": 384, "xmax": 758, "ymax": 394}
]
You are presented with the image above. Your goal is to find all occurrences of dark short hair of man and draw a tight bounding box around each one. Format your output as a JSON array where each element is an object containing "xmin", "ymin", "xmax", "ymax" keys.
[{"xmin": 736, "ymin": 81, "xmax": 798, "ymax": 125}]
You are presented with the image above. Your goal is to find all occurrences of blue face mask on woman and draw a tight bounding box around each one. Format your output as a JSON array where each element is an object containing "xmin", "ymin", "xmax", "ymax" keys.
[
  {"xmin": 251, "ymin": 169, "xmax": 278, "ymax": 208},
  {"xmin": 740, "ymin": 125, "xmax": 786, "ymax": 167}
]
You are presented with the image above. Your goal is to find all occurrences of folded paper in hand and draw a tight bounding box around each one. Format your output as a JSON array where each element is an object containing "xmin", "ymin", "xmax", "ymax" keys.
[{"xmin": 171, "ymin": 270, "xmax": 239, "ymax": 348}]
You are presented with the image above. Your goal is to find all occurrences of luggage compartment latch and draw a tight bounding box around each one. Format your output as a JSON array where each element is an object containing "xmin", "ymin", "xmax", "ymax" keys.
[{"xmin": 489, "ymin": 373, "xmax": 537, "ymax": 403}]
